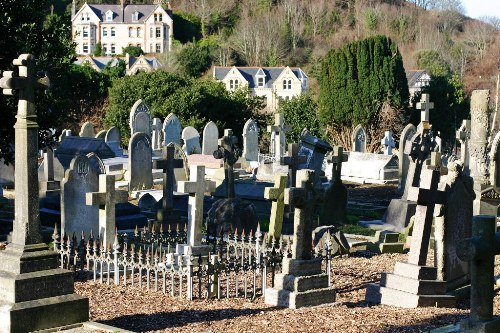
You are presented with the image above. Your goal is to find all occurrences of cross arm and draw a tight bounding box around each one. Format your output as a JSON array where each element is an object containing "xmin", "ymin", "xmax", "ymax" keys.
[
  {"xmin": 284, "ymin": 187, "xmax": 306, "ymax": 207},
  {"xmin": 115, "ymin": 190, "xmax": 129, "ymax": 204},
  {"xmin": 178, "ymin": 181, "xmax": 197, "ymax": 195},
  {"xmin": 205, "ymin": 180, "xmax": 216, "ymax": 193},
  {"xmin": 86, "ymin": 192, "xmax": 106, "ymax": 206}
]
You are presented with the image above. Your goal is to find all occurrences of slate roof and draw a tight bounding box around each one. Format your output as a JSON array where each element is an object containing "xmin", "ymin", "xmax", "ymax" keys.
[
  {"xmin": 55, "ymin": 137, "xmax": 115, "ymax": 170},
  {"xmin": 86, "ymin": 4, "xmax": 160, "ymax": 23},
  {"xmin": 129, "ymin": 56, "xmax": 162, "ymax": 68},
  {"xmin": 213, "ymin": 66, "xmax": 307, "ymax": 88},
  {"xmin": 406, "ymin": 70, "xmax": 430, "ymax": 87},
  {"xmin": 75, "ymin": 56, "xmax": 162, "ymax": 71}
]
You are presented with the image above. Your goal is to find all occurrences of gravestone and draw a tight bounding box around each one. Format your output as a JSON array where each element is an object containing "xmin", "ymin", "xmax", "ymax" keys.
[
  {"xmin": 381, "ymin": 130, "xmax": 395, "ymax": 155},
  {"xmin": 267, "ymin": 113, "xmax": 290, "ymax": 159},
  {"xmin": 202, "ymin": 121, "xmax": 219, "ymax": 155},
  {"xmin": 352, "ymin": 124, "xmax": 367, "ymax": 152},
  {"xmin": 282, "ymin": 143, "xmax": 307, "ymax": 189},
  {"xmin": 319, "ymin": 146, "xmax": 348, "ymax": 227},
  {"xmin": 264, "ymin": 175, "xmax": 288, "ymax": 240},
  {"xmin": 129, "ymin": 99, "xmax": 151, "ymax": 137},
  {"xmin": 341, "ymin": 152, "xmax": 399, "ymax": 184},
  {"xmin": 416, "ymin": 93, "xmax": 434, "ymax": 123},
  {"xmin": 297, "ymin": 130, "xmax": 332, "ymax": 186},
  {"xmin": 55, "ymin": 136, "xmax": 115, "ymax": 170},
  {"xmin": 105, "ymin": 126, "xmax": 123, "ymax": 157},
  {"xmin": 182, "ymin": 126, "xmax": 202, "ymax": 155},
  {"xmin": 128, "ymin": 132, "xmax": 153, "ymax": 192},
  {"xmin": 0, "ymin": 53, "xmax": 88, "ymax": 333},
  {"xmin": 265, "ymin": 169, "xmax": 336, "ymax": 309},
  {"xmin": 39, "ymin": 148, "xmax": 61, "ymax": 198},
  {"xmin": 213, "ymin": 129, "xmax": 240, "ymax": 198},
  {"xmin": 86, "ymin": 152, "xmax": 106, "ymax": 174},
  {"xmin": 152, "ymin": 117, "xmax": 162, "ymax": 150},
  {"xmin": 61, "ymin": 154, "xmax": 100, "ymax": 238},
  {"xmin": 79, "ymin": 121, "xmax": 95, "ymax": 138},
  {"xmin": 176, "ymin": 165, "xmax": 216, "ymax": 256},
  {"xmin": 456, "ymin": 119, "xmax": 471, "ymax": 173},
  {"xmin": 243, "ymin": 118, "xmax": 259, "ymax": 161},
  {"xmin": 366, "ymin": 156, "xmax": 456, "ymax": 308},
  {"xmin": 95, "ymin": 130, "xmax": 106, "ymax": 139},
  {"xmin": 59, "ymin": 129, "xmax": 72, "ymax": 142},
  {"xmin": 86, "ymin": 174, "xmax": 128, "ymax": 247},
  {"xmin": 398, "ymin": 124, "xmax": 417, "ymax": 193},
  {"xmin": 163, "ymin": 113, "xmax": 181, "ymax": 146}
]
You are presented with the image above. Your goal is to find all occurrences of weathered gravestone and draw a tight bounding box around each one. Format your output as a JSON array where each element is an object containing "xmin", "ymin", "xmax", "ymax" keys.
[
  {"xmin": 129, "ymin": 99, "xmax": 152, "ymax": 138},
  {"xmin": 128, "ymin": 132, "xmax": 153, "ymax": 192},
  {"xmin": 86, "ymin": 174, "xmax": 128, "ymax": 247},
  {"xmin": 105, "ymin": 126, "xmax": 123, "ymax": 157},
  {"xmin": 0, "ymin": 54, "xmax": 88, "ymax": 332},
  {"xmin": 398, "ymin": 124, "xmax": 417, "ymax": 193},
  {"xmin": 163, "ymin": 113, "xmax": 181, "ymax": 146},
  {"xmin": 456, "ymin": 119, "xmax": 471, "ymax": 173},
  {"xmin": 267, "ymin": 113, "xmax": 290, "ymax": 159},
  {"xmin": 79, "ymin": 121, "xmax": 95, "ymax": 138},
  {"xmin": 282, "ymin": 143, "xmax": 307, "ymax": 189},
  {"xmin": 243, "ymin": 118, "xmax": 259, "ymax": 161},
  {"xmin": 202, "ymin": 121, "xmax": 219, "ymax": 155},
  {"xmin": 457, "ymin": 215, "xmax": 500, "ymax": 333},
  {"xmin": 366, "ymin": 155, "xmax": 456, "ymax": 308},
  {"xmin": 182, "ymin": 126, "xmax": 202, "ymax": 155},
  {"xmin": 152, "ymin": 117, "xmax": 162, "ymax": 150},
  {"xmin": 381, "ymin": 130, "xmax": 395, "ymax": 155},
  {"xmin": 176, "ymin": 165, "xmax": 216, "ymax": 256},
  {"xmin": 352, "ymin": 124, "xmax": 367, "ymax": 152},
  {"xmin": 297, "ymin": 130, "xmax": 332, "ymax": 186},
  {"xmin": 55, "ymin": 136, "xmax": 115, "ymax": 170},
  {"xmin": 61, "ymin": 154, "xmax": 99, "ymax": 238},
  {"xmin": 264, "ymin": 174, "xmax": 288, "ymax": 240},
  {"xmin": 213, "ymin": 129, "xmax": 240, "ymax": 198},
  {"xmin": 265, "ymin": 169, "xmax": 336, "ymax": 309}
]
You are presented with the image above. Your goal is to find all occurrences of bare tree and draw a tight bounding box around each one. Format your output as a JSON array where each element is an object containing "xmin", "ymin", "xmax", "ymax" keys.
[
  {"xmin": 282, "ymin": 0, "xmax": 306, "ymax": 49},
  {"xmin": 306, "ymin": 0, "xmax": 327, "ymax": 39}
]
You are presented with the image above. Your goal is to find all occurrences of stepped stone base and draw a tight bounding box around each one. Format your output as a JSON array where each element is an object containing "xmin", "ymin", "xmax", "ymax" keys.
[
  {"xmin": 460, "ymin": 317, "xmax": 500, "ymax": 333},
  {"xmin": 365, "ymin": 261, "xmax": 455, "ymax": 308},
  {"xmin": 265, "ymin": 258, "xmax": 336, "ymax": 309}
]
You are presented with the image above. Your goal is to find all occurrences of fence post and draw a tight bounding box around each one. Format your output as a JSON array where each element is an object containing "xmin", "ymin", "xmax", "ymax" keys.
[{"xmin": 113, "ymin": 234, "xmax": 120, "ymax": 285}]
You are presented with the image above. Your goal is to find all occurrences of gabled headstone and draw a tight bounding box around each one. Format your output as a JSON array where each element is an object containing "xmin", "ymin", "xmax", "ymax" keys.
[
  {"xmin": 163, "ymin": 113, "xmax": 181, "ymax": 146},
  {"xmin": 152, "ymin": 117, "xmax": 162, "ymax": 150},
  {"xmin": 182, "ymin": 126, "xmax": 201, "ymax": 155},
  {"xmin": 352, "ymin": 124, "xmax": 367, "ymax": 152},
  {"xmin": 398, "ymin": 124, "xmax": 417, "ymax": 193},
  {"xmin": 129, "ymin": 99, "xmax": 151, "ymax": 138},
  {"xmin": 128, "ymin": 132, "xmax": 153, "ymax": 192},
  {"xmin": 55, "ymin": 136, "xmax": 115, "ymax": 170},
  {"xmin": 202, "ymin": 121, "xmax": 219, "ymax": 155},
  {"xmin": 297, "ymin": 130, "xmax": 332, "ymax": 186},
  {"xmin": 105, "ymin": 126, "xmax": 123, "ymax": 157},
  {"xmin": 79, "ymin": 121, "xmax": 95, "ymax": 138},
  {"xmin": 243, "ymin": 119, "xmax": 259, "ymax": 161}
]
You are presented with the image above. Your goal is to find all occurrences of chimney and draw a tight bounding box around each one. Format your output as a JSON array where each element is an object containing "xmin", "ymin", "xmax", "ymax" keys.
[{"xmin": 71, "ymin": 0, "xmax": 76, "ymax": 19}]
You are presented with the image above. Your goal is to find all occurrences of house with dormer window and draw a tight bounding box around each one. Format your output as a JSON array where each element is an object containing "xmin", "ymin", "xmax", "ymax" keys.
[
  {"xmin": 71, "ymin": 0, "xmax": 173, "ymax": 56},
  {"xmin": 213, "ymin": 66, "xmax": 308, "ymax": 111}
]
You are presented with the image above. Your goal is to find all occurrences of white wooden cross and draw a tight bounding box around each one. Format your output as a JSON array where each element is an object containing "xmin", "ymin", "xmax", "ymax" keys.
[
  {"xmin": 86, "ymin": 174, "xmax": 129, "ymax": 247},
  {"xmin": 416, "ymin": 93, "xmax": 434, "ymax": 123}
]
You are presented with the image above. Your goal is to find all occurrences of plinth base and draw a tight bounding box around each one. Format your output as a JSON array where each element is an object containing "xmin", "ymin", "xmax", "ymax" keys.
[{"xmin": 176, "ymin": 244, "xmax": 211, "ymax": 256}]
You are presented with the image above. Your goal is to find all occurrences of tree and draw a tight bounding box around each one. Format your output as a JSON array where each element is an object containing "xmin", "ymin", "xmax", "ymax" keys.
[
  {"xmin": 176, "ymin": 42, "xmax": 212, "ymax": 77},
  {"xmin": 121, "ymin": 45, "xmax": 144, "ymax": 57},
  {"xmin": 415, "ymin": 50, "xmax": 450, "ymax": 77},
  {"xmin": 94, "ymin": 42, "xmax": 103, "ymax": 56},
  {"xmin": 276, "ymin": 94, "xmax": 323, "ymax": 143},
  {"xmin": 318, "ymin": 35, "xmax": 409, "ymax": 151}
]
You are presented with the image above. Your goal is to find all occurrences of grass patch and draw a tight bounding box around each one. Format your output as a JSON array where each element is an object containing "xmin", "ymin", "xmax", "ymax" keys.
[{"xmin": 341, "ymin": 224, "xmax": 376, "ymax": 236}]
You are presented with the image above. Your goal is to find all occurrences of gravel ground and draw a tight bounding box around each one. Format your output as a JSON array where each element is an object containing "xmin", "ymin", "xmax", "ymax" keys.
[{"xmin": 75, "ymin": 250, "xmax": 500, "ymax": 333}]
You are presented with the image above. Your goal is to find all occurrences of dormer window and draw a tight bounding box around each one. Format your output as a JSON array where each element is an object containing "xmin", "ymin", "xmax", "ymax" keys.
[
  {"xmin": 257, "ymin": 77, "xmax": 264, "ymax": 88},
  {"xmin": 106, "ymin": 10, "xmax": 113, "ymax": 22},
  {"xmin": 154, "ymin": 14, "xmax": 158, "ymax": 22},
  {"xmin": 159, "ymin": 14, "xmax": 163, "ymax": 21},
  {"xmin": 283, "ymin": 79, "xmax": 292, "ymax": 90},
  {"xmin": 132, "ymin": 11, "xmax": 139, "ymax": 22}
]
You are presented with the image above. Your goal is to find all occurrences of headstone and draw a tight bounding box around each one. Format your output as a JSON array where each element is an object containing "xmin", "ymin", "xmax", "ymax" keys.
[
  {"xmin": 39, "ymin": 148, "xmax": 60, "ymax": 198},
  {"xmin": 202, "ymin": 121, "xmax": 219, "ymax": 155},
  {"xmin": 95, "ymin": 130, "xmax": 106, "ymax": 139},
  {"xmin": 243, "ymin": 119, "xmax": 259, "ymax": 161},
  {"xmin": 86, "ymin": 152, "xmax": 106, "ymax": 174},
  {"xmin": 105, "ymin": 126, "xmax": 123, "ymax": 157},
  {"xmin": 213, "ymin": 129, "xmax": 240, "ymax": 198},
  {"xmin": 79, "ymin": 121, "xmax": 95, "ymax": 138},
  {"xmin": 416, "ymin": 93, "xmax": 434, "ymax": 123},
  {"xmin": 267, "ymin": 113, "xmax": 290, "ymax": 159},
  {"xmin": 0, "ymin": 54, "xmax": 88, "ymax": 332},
  {"xmin": 163, "ymin": 113, "xmax": 181, "ymax": 146},
  {"xmin": 128, "ymin": 132, "xmax": 153, "ymax": 192},
  {"xmin": 206, "ymin": 198, "xmax": 258, "ymax": 236},
  {"xmin": 55, "ymin": 136, "xmax": 115, "ymax": 170},
  {"xmin": 61, "ymin": 154, "xmax": 99, "ymax": 238},
  {"xmin": 129, "ymin": 99, "xmax": 151, "ymax": 137},
  {"xmin": 264, "ymin": 174, "xmax": 288, "ymax": 240},
  {"xmin": 456, "ymin": 119, "xmax": 471, "ymax": 173},
  {"xmin": 265, "ymin": 169, "xmax": 336, "ymax": 309},
  {"xmin": 59, "ymin": 129, "xmax": 72, "ymax": 142},
  {"xmin": 398, "ymin": 124, "xmax": 417, "ymax": 193},
  {"xmin": 138, "ymin": 192, "xmax": 157, "ymax": 210},
  {"xmin": 182, "ymin": 126, "xmax": 202, "ymax": 155},
  {"xmin": 381, "ymin": 130, "xmax": 395, "ymax": 155},
  {"xmin": 297, "ymin": 130, "xmax": 332, "ymax": 186},
  {"xmin": 352, "ymin": 124, "xmax": 367, "ymax": 152},
  {"xmin": 86, "ymin": 174, "xmax": 128, "ymax": 247},
  {"xmin": 341, "ymin": 152, "xmax": 399, "ymax": 184},
  {"xmin": 176, "ymin": 165, "xmax": 215, "ymax": 256},
  {"xmin": 152, "ymin": 117, "xmax": 162, "ymax": 150}
]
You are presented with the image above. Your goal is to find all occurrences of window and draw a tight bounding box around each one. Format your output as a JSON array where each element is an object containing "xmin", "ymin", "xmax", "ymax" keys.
[
  {"xmin": 103, "ymin": 44, "xmax": 108, "ymax": 54},
  {"xmin": 137, "ymin": 27, "xmax": 141, "ymax": 37},
  {"xmin": 83, "ymin": 43, "xmax": 89, "ymax": 54},
  {"xmin": 156, "ymin": 43, "xmax": 161, "ymax": 53},
  {"xmin": 229, "ymin": 80, "xmax": 234, "ymax": 90},
  {"xmin": 129, "ymin": 27, "xmax": 133, "ymax": 37},
  {"xmin": 234, "ymin": 79, "xmax": 240, "ymax": 89},
  {"xmin": 283, "ymin": 79, "xmax": 292, "ymax": 90},
  {"xmin": 257, "ymin": 77, "xmax": 264, "ymax": 87},
  {"xmin": 90, "ymin": 27, "xmax": 94, "ymax": 37},
  {"xmin": 150, "ymin": 43, "xmax": 153, "ymax": 52},
  {"xmin": 154, "ymin": 14, "xmax": 158, "ymax": 22},
  {"xmin": 111, "ymin": 27, "xmax": 115, "ymax": 37},
  {"xmin": 159, "ymin": 14, "xmax": 163, "ymax": 21},
  {"xmin": 82, "ymin": 27, "xmax": 88, "ymax": 38},
  {"xmin": 163, "ymin": 26, "xmax": 168, "ymax": 39},
  {"xmin": 106, "ymin": 11, "xmax": 113, "ymax": 22},
  {"xmin": 137, "ymin": 44, "xmax": 141, "ymax": 48},
  {"xmin": 111, "ymin": 44, "xmax": 115, "ymax": 54},
  {"xmin": 150, "ymin": 28, "xmax": 153, "ymax": 38},
  {"xmin": 103, "ymin": 28, "xmax": 108, "ymax": 37},
  {"xmin": 156, "ymin": 27, "xmax": 161, "ymax": 38}
]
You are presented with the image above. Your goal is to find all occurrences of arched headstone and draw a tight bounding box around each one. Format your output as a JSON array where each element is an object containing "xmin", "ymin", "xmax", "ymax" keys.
[
  {"xmin": 129, "ymin": 99, "xmax": 151, "ymax": 138},
  {"xmin": 128, "ymin": 132, "xmax": 153, "ymax": 191},
  {"xmin": 105, "ymin": 126, "xmax": 122, "ymax": 157},
  {"xmin": 79, "ymin": 121, "xmax": 95, "ymax": 138},
  {"xmin": 182, "ymin": 126, "xmax": 201, "ymax": 155},
  {"xmin": 163, "ymin": 113, "xmax": 181, "ymax": 146},
  {"xmin": 86, "ymin": 152, "xmax": 106, "ymax": 175},
  {"xmin": 243, "ymin": 119, "xmax": 259, "ymax": 161},
  {"xmin": 95, "ymin": 130, "xmax": 106, "ymax": 139},
  {"xmin": 202, "ymin": 121, "xmax": 219, "ymax": 155},
  {"xmin": 352, "ymin": 124, "xmax": 367, "ymax": 153}
]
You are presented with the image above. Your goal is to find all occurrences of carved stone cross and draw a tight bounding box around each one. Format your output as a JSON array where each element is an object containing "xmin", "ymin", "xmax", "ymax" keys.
[
  {"xmin": 381, "ymin": 131, "xmax": 395, "ymax": 155},
  {"xmin": 456, "ymin": 119, "xmax": 471, "ymax": 170},
  {"xmin": 86, "ymin": 174, "xmax": 129, "ymax": 247},
  {"xmin": 267, "ymin": 113, "xmax": 291, "ymax": 159},
  {"xmin": 284, "ymin": 169, "xmax": 315, "ymax": 260},
  {"xmin": 328, "ymin": 146, "xmax": 348, "ymax": 182},
  {"xmin": 264, "ymin": 174, "xmax": 288, "ymax": 240},
  {"xmin": 152, "ymin": 143, "xmax": 183, "ymax": 217},
  {"xmin": 416, "ymin": 93, "xmax": 434, "ymax": 123},
  {"xmin": 281, "ymin": 143, "xmax": 307, "ymax": 187},
  {"xmin": 213, "ymin": 129, "xmax": 241, "ymax": 198},
  {"xmin": 0, "ymin": 54, "xmax": 49, "ymax": 247}
]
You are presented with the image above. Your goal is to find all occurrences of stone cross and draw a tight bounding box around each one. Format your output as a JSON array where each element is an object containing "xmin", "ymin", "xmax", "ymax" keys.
[
  {"xmin": 408, "ymin": 129, "xmax": 434, "ymax": 188},
  {"xmin": 281, "ymin": 143, "xmax": 307, "ymax": 187},
  {"xmin": 416, "ymin": 93, "xmax": 434, "ymax": 123},
  {"xmin": 86, "ymin": 174, "xmax": 128, "ymax": 247},
  {"xmin": 328, "ymin": 146, "xmax": 348, "ymax": 182},
  {"xmin": 381, "ymin": 131, "xmax": 395, "ymax": 155},
  {"xmin": 456, "ymin": 119, "xmax": 471, "ymax": 172},
  {"xmin": 213, "ymin": 129, "xmax": 240, "ymax": 198},
  {"xmin": 267, "ymin": 113, "xmax": 291, "ymax": 160},
  {"xmin": 264, "ymin": 174, "xmax": 288, "ymax": 240},
  {"xmin": 284, "ymin": 169, "xmax": 315, "ymax": 260},
  {"xmin": 457, "ymin": 215, "xmax": 500, "ymax": 331},
  {"xmin": 178, "ymin": 165, "xmax": 216, "ymax": 249},
  {"xmin": 152, "ymin": 143, "xmax": 183, "ymax": 219},
  {"xmin": 0, "ymin": 54, "xmax": 50, "ymax": 246},
  {"xmin": 407, "ymin": 162, "xmax": 446, "ymax": 266}
]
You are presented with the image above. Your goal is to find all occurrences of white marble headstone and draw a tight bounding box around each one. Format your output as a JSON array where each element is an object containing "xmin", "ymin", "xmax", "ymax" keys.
[
  {"xmin": 163, "ymin": 113, "xmax": 181, "ymax": 146},
  {"xmin": 202, "ymin": 121, "xmax": 219, "ymax": 155},
  {"xmin": 182, "ymin": 126, "xmax": 202, "ymax": 155}
]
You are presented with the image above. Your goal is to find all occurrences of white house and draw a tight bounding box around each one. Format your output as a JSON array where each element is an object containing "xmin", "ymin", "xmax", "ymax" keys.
[
  {"xmin": 406, "ymin": 70, "xmax": 431, "ymax": 100},
  {"xmin": 74, "ymin": 53, "xmax": 163, "ymax": 75},
  {"xmin": 213, "ymin": 66, "xmax": 308, "ymax": 112},
  {"xmin": 72, "ymin": 0, "xmax": 173, "ymax": 56}
]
